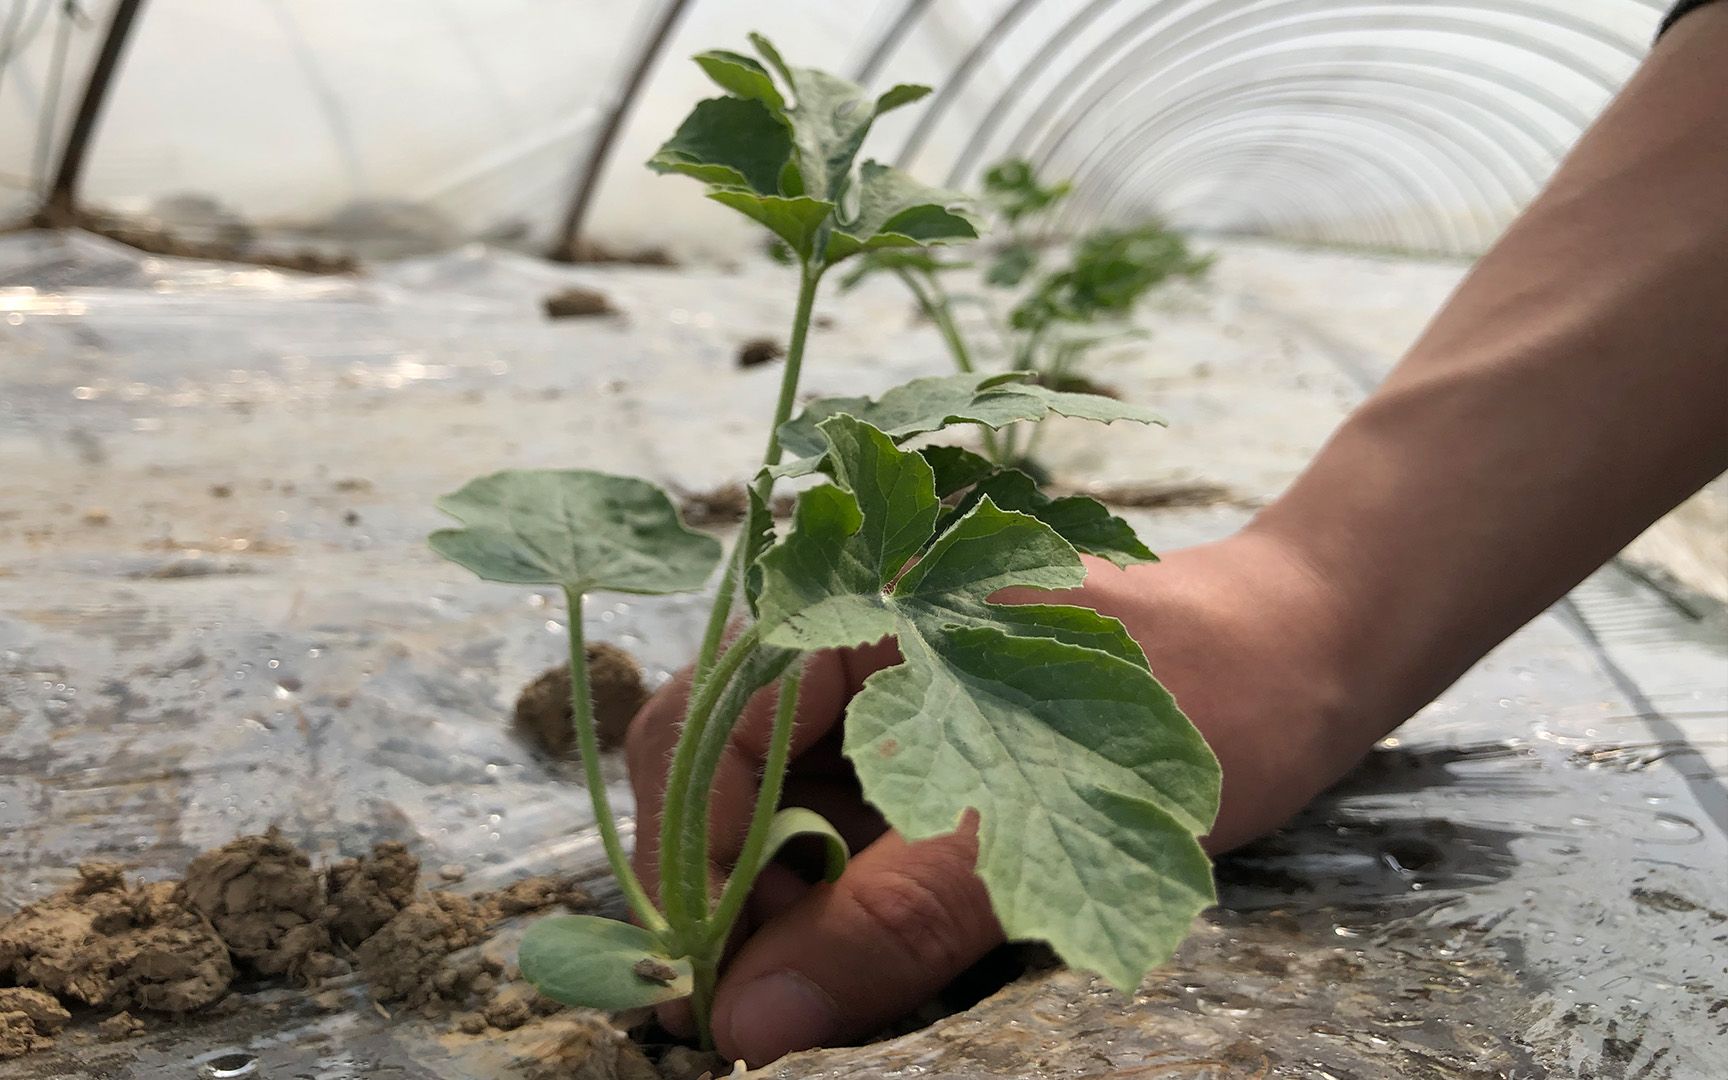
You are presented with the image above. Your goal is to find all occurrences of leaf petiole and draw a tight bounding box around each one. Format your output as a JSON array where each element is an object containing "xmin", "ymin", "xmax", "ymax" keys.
[{"xmin": 563, "ymin": 587, "xmax": 667, "ymax": 933}]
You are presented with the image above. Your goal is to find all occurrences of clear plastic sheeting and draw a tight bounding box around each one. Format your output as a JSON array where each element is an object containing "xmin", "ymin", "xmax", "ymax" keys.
[
  {"xmin": 1, "ymin": 231, "xmax": 1723, "ymax": 1077},
  {"xmin": 0, "ymin": 0, "xmax": 1675, "ymax": 258}
]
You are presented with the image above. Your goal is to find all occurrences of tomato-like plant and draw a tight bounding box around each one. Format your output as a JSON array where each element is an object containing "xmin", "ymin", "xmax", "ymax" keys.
[{"xmin": 429, "ymin": 36, "xmax": 1219, "ymax": 1049}]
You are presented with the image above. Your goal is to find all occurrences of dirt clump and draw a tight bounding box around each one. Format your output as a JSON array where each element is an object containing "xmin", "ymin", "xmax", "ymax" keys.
[
  {"xmin": 736, "ymin": 337, "xmax": 783, "ymax": 368},
  {"xmin": 96, "ymin": 1010, "xmax": 146, "ymax": 1038},
  {"xmin": 178, "ymin": 828, "xmax": 331, "ymax": 978},
  {"xmin": 678, "ymin": 482, "xmax": 795, "ymax": 526},
  {"xmin": 514, "ymin": 643, "xmax": 648, "ymax": 758},
  {"xmin": 355, "ymin": 892, "xmax": 494, "ymax": 1009},
  {"xmin": 507, "ymin": 1013, "xmax": 659, "ymax": 1080},
  {"xmin": 544, "ymin": 286, "xmax": 619, "ymax": 319},
  {"xmin": 480, "ymin": 982, "xmax": 564, "ymax": 1031},
  {"xmin": 0, "ymin": 989, "xmax": 69, "ymax": 1059},
  {"xmin": 477, "ymin": 873, "xmax": 591, "ymax": 922},
  {"xmin": 0, "ymin": 863, "xmax": 233, "ymax": 1014},
  {"xmin": 656, "ymin": 1046, "xmax": 730, "ymax": 1080},
  {"xmin": 326, "ymin": 840, "xmax": 420, "ymax": 946}
]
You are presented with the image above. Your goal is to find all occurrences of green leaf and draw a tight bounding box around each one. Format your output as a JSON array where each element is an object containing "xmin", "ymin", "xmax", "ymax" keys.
[
  {"xmin": 920, "ymin": 445, "xmax": 997, "ymax": 497},
  {"xmin": 648, "ymin": 96, "xmax": 790, "ymax": 195},
  {"xmin": 826, "ymin": 162, "xmax": 980, "ymax": 265},
  {"xmin": 874, "ymin": 83, "xmax": 932, "ymax": 116},
  {"xmin": 755, "ymin": 417, "xmax": 1218, "ymax": 989},
  {"xmin": 746, "ymin": 33, "xmax": 879, "ymax": 201},
  {"xmin": 708, "ymin": 191, "xmax": 834, "ymax": 260},
  {"xmin": 519, "ymin": 915, "xmax": 693, "ymax": 1011},
  {"xmin": 986, "ymin": 242, "xmax": 1038, "ymax": 287},
  {"xmin": 693, "ymin": 49, "xmax": 784, "ymax": 110},
  {"xmin": 775, "ymin": 372, "xmax": 1163, "ymax": 476},
  {"xmin": 757, "ymin": 807, "xmax": 849, "ymax": 883},
  {"xmin": 429, "ymin": 469, "xmax": 722, "ymax": 594},
  {"xmin": 941, "ymin": 468, "xmax": 1157, "ymax": 568}
]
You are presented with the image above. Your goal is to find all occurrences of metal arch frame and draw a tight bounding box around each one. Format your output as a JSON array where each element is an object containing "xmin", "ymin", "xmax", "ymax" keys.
[
  {"xmin": 1023, "ymin": 2, "xmax": 1633, "ymax": 183},
  {"xmin": 1073, "ymin": 117, "xmax": 1475, "ymax": 251},
  {"xmin": 904, "ymin": 0, "xmax": 1641, "ymax": 180},
  {"xmin": 850, "ymin": 0, "xmax": 935, "ymax": 84},
  {"xmin": 1167, "ymin": 152, "xmax": 1414, "ymax": 246},
  {"xmin": 1134, "ymin": 145, "xmax": 1421, "ymax": 247},
  {"xmin": 889, "ymin": 0, "xmax": 1043, "ymax": 168},
  {"xmin": 1062, "ymin": 84, "xmax": 1544, "ymax": 248},
  {"xmin": 938, "ymin": 0, "xmax": 1639, "ymax": 188},
  {"xmin": 35, "ymin": 0, "xmax": 145, "ymax": 227},
  {"xmin": 1056, "ymin": 81, "xmax": 1542, "ymax": 230},
  {"xmin": 1026, "ymin": 43, "xmax": 1593, "ymax": 195},
  {"xmin": 1102, "ymin": 129, "xmax": 1463, "ymax": 250}
]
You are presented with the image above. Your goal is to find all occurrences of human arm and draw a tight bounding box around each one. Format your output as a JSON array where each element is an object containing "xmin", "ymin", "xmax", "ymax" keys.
[{"xmin": 626, "ymin": 7, "xmax": 1728, "ymax": 1065}]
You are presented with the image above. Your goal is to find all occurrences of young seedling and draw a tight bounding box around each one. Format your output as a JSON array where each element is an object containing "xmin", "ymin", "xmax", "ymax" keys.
[
  {"xmin": 430, "ymin": 35, "xmax": 1220, "ymax": 1050},
  {"xmin": 848, "ymin": 159, "xmax": 1212, "ymax": 468}
]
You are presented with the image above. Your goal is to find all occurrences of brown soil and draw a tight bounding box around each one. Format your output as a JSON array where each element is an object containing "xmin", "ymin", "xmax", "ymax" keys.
[
  {"xmin": 0, "ymin": 989, "xmax": 68, "ymax": 1060},
  {"xmin": 0, "ymin": 863, "xmax": 234, "ymax": 1016},
  {"xmin": 736, "ymin": 337, "xmax": 783, "ymax": 368},
  {"xmin": 513, "ymin": 643, "xmax": 648, "ymax": 758},
  {"xmin": 67, "ymin": 213, "xmax": 359, "ymax": 274},
  {"xmin": 558, "ymin": 238, "xmax": 677, "ymax": 268},
  {"xmin": 179, "ymin": 829, "xmax": 332, "ymax": 978},
  {"xmin": 1061, "ymin": 479, "xmax": 1253, "ymax": 510},
  {"xmin": 678, "ymin": 483, "xmax": 796, "ymax": 527},
  {"xmin": 0, "ymin": 831, "xmax": 598, "ymax": 1062},
  {"xmin": 544, "ymin": 286, "xmax": 619, "ymax": 319},
  {"xmin": 326, "ymin": 840, "xmax": 419, "ymax": 946}
]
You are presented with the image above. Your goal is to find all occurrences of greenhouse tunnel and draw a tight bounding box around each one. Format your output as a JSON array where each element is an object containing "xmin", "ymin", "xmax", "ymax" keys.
[{"xmin": 1, "ymin": 1, "xmax": 1723, "ymax": 1077}]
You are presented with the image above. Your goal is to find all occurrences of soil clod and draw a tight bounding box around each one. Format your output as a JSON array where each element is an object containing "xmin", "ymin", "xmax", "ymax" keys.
[
  {"xmin": 178, "ymin": 828, "xmax": 332, "ymax": 979},
  {"xmin": 736, "ymin": 337, "xmax": 783, "ymax": 368},
  {"xmin": 544, "ymin": 286, "xmax": 619, "ymax": 319},
  {"xmin": 326, "ymin": 840, "xmax": 419, "ymax": 946},
  {"xmin": 513, "ymin": 643, "xmax": 648, "ymax": 759}
]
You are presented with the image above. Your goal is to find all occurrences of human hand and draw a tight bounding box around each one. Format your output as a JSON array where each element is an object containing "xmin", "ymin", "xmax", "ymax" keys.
[{"xmin": 627, "ymin": 526, "xmax": 1370, "ymax": 1065}]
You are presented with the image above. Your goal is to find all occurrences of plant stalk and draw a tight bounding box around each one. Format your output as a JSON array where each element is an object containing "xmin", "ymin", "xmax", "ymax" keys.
[
  {"xmin": 659, "ymin": 624, "xmax": 761, "ymax": 929},
  {"xmin": 563, "ymin": 588, "xmax": 666, "ymax": 932},
  {"xmin": 705, "ymin": 661, "xmax": 805, "ymax": 949}
]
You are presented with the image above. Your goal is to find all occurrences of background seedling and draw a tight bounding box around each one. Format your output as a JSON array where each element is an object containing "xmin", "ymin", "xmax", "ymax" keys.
[{"xmin": 431, "ymin": 35, "xmax": 1219, "ymax": 1049}]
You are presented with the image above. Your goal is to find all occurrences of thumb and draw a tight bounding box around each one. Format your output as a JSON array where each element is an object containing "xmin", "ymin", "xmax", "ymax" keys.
[{"xmin": 709, "ymin": 820, "xmax": 1004, "ymax": 1065}]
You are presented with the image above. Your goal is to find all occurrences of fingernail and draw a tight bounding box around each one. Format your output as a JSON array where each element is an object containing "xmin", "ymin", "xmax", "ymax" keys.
[{"xmin": 724, "ymin": 971, "xmax": 839, "ymax": 1064}]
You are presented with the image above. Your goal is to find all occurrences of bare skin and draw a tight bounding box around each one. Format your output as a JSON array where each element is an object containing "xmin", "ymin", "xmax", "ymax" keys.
[{"xmin": 628, "ymin": 7, "xmax": 1728, "ymax": 1066}]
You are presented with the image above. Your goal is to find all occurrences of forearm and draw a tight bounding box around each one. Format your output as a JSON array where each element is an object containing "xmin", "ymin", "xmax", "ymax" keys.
[{"xmin": 1252, "ymin": 7, "xmax": 1728, "ymax": 737}]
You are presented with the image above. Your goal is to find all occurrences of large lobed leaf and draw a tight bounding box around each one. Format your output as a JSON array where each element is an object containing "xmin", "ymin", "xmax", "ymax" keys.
[
  {"xmin": 775, "ymin": 372, "xmax": 1164, "ymax": 476},
  {"xmin": 755, "ymin": 416, "xmax": 1219, "ymax": 989},
  {"xmin": 428, "ymin": 469, "xmax": 722, "ymax": 595}
]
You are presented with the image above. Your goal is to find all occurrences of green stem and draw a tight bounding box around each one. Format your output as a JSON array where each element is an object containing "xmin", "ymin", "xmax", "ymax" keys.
[
  {"xmin": 690, "ymin": 544, "xmax": 740, "ymax": 687},
  {"xmin": 690, "ymin": 955, "xmax": 719, "ymax": 1050},
  {"xmin": 659, "ymin": 624, "xmax": 761, "ymax": 929},
  {"xmin": 896, "ymin": 267, "xmax": 1004, "ymax": 462},
  {"xmin": 680, "ymin": 643, "xmax": 794, "ymax": 921},
  {"xmin": 705, "ymin": 661, "xmax": 805, "ymax": 949},
  {"xmin": 755, "ymin": 260, "xmax": 823, "ymax": 481},
  {"xmin": 563, "ymin": 588, "xmax": 665, "ymax": 933}
]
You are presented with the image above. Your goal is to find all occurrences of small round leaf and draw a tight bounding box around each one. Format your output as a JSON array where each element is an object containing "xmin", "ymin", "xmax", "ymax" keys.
[{"xmin": 518, "ymin": 915, "xmax": 694, "ymax": 1011}]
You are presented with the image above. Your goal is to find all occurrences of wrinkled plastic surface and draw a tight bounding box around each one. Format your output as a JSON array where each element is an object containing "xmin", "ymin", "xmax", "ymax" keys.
[{"xmin": 0, "ymin": 231, "xmax": 1723, "ymax": 1078}]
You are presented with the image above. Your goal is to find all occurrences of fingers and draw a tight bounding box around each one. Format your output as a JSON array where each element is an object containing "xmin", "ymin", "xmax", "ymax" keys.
[
  {"xmin": 709, "ymin": 819, "xmax": 1004, "ymax": 1066},
  {"xmin": 625, "ymin": 653, "xmax": 836, "ymax": 904}
]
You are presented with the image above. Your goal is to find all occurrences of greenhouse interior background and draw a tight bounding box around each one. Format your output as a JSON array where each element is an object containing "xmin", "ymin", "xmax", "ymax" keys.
[{"xmin": 1, "ymin": 1, "xmax": 1724, "ymax": 1078}]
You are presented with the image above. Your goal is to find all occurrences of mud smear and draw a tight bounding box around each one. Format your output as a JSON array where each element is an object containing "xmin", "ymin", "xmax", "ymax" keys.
[
  {"xmin": 0, "ymin": 832, "xmax": 596, "ymax": 1063},
  {"xmin": 513, "ymin": 643, "xmax": 648, "ymax": 759}
]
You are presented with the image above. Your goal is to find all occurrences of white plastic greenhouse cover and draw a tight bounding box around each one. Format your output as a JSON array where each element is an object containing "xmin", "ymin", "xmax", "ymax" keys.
[{"xmin": 0, "ymin": 0, "xmax": 1671, "ymax": 259}]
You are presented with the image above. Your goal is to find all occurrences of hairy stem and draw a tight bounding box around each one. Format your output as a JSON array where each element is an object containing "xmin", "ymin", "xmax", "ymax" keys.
[
  {"xmin": 690, "ymin": 955, "xmax": 719, "ymax": 1050},
  {"xmin": 705, "ymin": 661, "xmax": 805, "ymax": 949},
  {"xmin": 563, "ymin": 588, "xmax": 665, "ymax": 932},
  {"xmin": 659, "ymin": 624, "xmax": 761, "ymax": 929}
]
